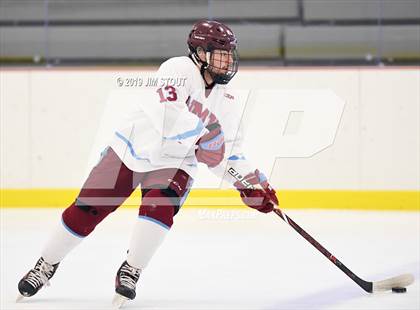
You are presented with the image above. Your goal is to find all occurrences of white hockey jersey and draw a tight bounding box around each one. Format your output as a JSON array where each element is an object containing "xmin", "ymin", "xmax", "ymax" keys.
[{"xmin": 109, "ymin": 56, "xmax": 256, "ymax": 186}]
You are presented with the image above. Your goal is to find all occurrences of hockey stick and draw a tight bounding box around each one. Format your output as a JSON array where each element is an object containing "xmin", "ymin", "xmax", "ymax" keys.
[
  {"xmin": 227, "ymin": 167, "xmax": 414, "ymax": 293},
  {"xmin": 272, "ymin": 208, "xmax": 414, "ymax": 292}
]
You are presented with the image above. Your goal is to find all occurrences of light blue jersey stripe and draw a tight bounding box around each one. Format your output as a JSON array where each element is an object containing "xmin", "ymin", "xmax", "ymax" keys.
[
  {"xmin": 228, "ymin": 155, "xmax": 246, "ymax": 160},
  {"xmin": 138, "ymin": 215, "xmax": 170, "ymax": 230},
  {"xmin": 115, "ymin": 132, "xmax": 150, "ymax": 161},
  {"xmin": 164, "ymin": 119, "xmax": 204, "ymax": 141},
  {"xmin": 258, "ymin": 172, "xmax": 268, "ymax": 183}
]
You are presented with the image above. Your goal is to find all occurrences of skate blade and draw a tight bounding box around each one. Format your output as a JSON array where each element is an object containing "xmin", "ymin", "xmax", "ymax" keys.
[
  {"xmin": 112, "ymin": 293, "xmax": 129, "ymax": 309},
  {"xmin": 16, "ymin": 294, "xmax": 25, "ymax": 302}
]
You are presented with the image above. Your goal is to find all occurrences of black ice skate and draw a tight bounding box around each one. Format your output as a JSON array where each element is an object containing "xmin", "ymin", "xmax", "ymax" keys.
[
  {"xmin": 17, "ymin": 257, "xmax": 59, "ymax": 301},
  {"xmin": 112, "ymin": 260, "xmax": 142, "ymax": 308}
]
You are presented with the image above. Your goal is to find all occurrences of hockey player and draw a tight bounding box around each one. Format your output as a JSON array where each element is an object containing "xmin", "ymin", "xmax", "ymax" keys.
[{"xmin": 17, "ymin": 20, "xmax": 279, "ymax": 307}]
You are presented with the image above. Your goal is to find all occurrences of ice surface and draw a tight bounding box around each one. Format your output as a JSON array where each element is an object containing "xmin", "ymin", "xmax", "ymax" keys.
[{"xmin": 1, "ymin": 208, "xmax": 419, "ymax": 310}]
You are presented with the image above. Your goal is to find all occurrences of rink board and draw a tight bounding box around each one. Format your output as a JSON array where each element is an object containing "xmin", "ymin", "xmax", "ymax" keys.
[{"xmin": 1, "ymin": 189, "xmax": 418, "ymax": 211}]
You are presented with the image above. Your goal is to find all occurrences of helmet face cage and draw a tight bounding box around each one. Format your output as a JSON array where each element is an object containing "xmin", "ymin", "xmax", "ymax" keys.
[{"xmin": 206, "ymin": 48, "xmax": 239, "ymax": 85}]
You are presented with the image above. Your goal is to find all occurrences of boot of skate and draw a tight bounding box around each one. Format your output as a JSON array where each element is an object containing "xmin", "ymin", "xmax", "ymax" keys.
[
  {"xmin": 112, "ymin": 260, "xmax": 142, "ymax": 308},
  {"xmin": 114, "ymin": 260, "xmax": 142, "ymax": 300},
  {"xmin": 17, "ymin": 257, "xmax": 60, "ymax": 299}
]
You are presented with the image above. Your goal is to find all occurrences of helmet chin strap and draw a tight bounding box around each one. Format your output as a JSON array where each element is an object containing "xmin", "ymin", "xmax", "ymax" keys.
[
  {"xmin": 189, "ymin": 52, "xmax": 201, "ymax": 66},
  {"xmin": 205, "ymin": 51, "xmax": 211, "ymax": 66},
  {"xmin": 190, "ymin": 51, "xmax": 215, "ymax": 89}
]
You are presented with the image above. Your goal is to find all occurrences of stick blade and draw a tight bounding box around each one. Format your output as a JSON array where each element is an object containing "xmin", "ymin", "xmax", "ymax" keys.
[{"xmin": 372, "ymin": 273, "xmax": 415, "ymax": 292}]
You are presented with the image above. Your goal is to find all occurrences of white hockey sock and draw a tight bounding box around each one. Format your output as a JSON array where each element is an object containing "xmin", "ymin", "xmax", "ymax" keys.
[
  {"xmin": 127, "ymin": 216, "xmax": 170, "ymax": 270},
  {"xmin": 41, "ymin": 218, "xmax": 84, "ymax": 265}
]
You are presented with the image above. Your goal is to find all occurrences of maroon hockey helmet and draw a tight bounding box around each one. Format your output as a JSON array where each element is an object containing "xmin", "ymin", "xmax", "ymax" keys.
[{"xmin": 188, "ymin": 20, "xmax": 238, "ymax": 85}]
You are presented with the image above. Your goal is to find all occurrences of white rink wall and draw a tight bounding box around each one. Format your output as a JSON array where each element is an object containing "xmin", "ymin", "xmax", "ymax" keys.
[{"xmin": 1, "ymin": 67, "xmax": 419, "ymax": 190}]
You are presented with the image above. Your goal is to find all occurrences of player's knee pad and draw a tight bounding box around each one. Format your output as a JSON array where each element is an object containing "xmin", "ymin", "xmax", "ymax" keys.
[
  {"xmin": 141, "ymin": 169, "xmax": 193, "ymax": 216},
  {"xmin": 139, "ymin": 189, "xmax": 176, "ymax": 228},
  {"xmin": 62, "ymin": 199, "xmax": 117, "ymax": 237}
]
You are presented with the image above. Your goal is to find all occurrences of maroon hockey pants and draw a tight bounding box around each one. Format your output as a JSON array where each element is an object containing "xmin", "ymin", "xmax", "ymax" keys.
[{"xmin": 62, "ymin": 147, "xmax": 193, "ymax": 237}]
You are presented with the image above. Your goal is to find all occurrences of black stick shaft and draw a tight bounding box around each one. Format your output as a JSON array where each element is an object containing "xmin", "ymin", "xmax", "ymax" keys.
[{"xmin": 273, "ymin": 209, "xmax": 373, "ymax": 292}]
